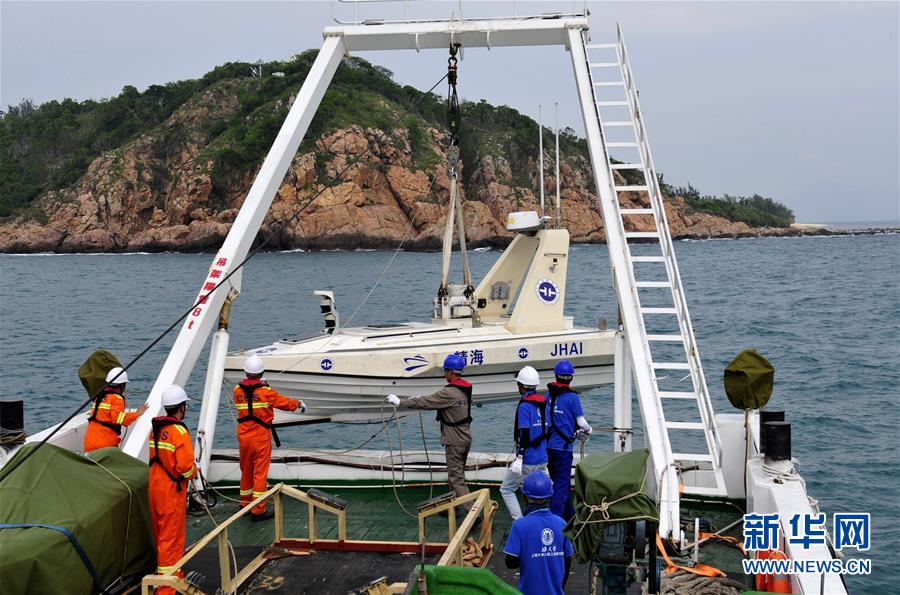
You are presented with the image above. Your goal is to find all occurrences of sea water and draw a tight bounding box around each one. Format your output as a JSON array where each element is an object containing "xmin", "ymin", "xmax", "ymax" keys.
[{"xmin": 1, "ymin": 233, "xmax": 898, "ymax": 592}]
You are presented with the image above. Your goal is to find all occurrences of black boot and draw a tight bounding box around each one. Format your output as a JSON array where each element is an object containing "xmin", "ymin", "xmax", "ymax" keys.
[{"xmin": 250, "ymin": 510, "xmax": 275, "ymax": 523}]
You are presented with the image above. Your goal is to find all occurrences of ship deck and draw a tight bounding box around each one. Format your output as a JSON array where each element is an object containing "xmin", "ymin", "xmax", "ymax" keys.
[{"xmin": 181, "ymin": 486, "xmax": 752, "ymax": 594}]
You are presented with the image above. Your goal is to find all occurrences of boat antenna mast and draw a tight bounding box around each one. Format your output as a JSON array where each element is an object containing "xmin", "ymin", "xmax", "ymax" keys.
[
  {"xmin": 436, "ymin": 42, "xmax": 475, "ymax": 322},
  {"xmin": 555, "ymin": 102, "xmax": 561, "ymax": 229}
]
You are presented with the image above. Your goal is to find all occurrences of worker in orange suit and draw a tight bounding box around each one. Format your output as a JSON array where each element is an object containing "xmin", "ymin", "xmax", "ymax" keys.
[
  {"xmin": 148, "ymin": 385, "xmax": 197, "ymax": 595},
  {"xmin": 83, "ymin": 367, "xmax": 148, "ymax": 452},
  {"xmin": 234, "ymin": 354, "xmax": 305, "ymax": 521}
]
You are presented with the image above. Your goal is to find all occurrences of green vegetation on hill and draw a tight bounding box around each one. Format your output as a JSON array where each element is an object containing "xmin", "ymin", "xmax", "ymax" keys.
[
  {"xmin": 0, "ymin": 82, "xmax": 203, "ymax": 217},
  {"xmin": 662, "ymin": 181, "xmax": 795, "ymax": 228},
  {"xmin": 0, "ymin": 51, "xmax": 448, "ymax": 217},
  {"xmin": 0, "ymin": 51, "xmax": 793, "ymax": 229},
  {"xmin": 459, "ymin": 100, "xmax": 588, "ymax": 189},
  {"xmin": 203, "ymin": 52, "xmax": 447, "ymax": 197}
]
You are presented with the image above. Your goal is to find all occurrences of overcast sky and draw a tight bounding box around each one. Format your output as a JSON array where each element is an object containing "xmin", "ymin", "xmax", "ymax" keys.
[{"xmin": 2, "ymin": 1, "xmax": 898, "ymax": 223}]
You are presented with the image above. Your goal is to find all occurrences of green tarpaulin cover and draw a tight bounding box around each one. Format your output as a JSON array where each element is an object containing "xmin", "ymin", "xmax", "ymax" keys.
[
  {"xmin": 78, "ymin": 349, "xmax": 122, "ymax": 399},
  {"xmin": 0, "ymin": 444, "xmax": 154, "ymax": 594},
  {"xmin": 408, "ymin": 565, "xmax": 521, "ymax": 594},
  {"xmin": 724, "ymin": 349, "xmax": 775, "ymax": 410},
  {"xmin": 565, "ymin": 450, "xmax": 658, "ymax": 564}
]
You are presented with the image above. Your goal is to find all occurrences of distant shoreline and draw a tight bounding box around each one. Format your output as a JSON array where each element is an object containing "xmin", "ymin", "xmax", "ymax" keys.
[
  {"xmin": 793, "ymin": 221, "xmax": 900, "ymax": 231},
  {"xmin": 1, "ymin": 225, "xmax": 897, "ymax": 256}
]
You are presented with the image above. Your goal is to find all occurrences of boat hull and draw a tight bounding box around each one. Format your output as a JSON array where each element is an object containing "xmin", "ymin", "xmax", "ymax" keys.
[
  {"xmin": 208, "ymin": 448, "xmax": 535, "ymax": 487},
  {"xmin": 223, "ymin": 326, "xmax": 617, "ymax": 422}
]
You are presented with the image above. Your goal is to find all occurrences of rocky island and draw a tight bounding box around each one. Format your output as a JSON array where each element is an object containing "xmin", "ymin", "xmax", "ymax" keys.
[{"xmin": 0, "ymin": 52, "xmax": 807, "ymax": 254}]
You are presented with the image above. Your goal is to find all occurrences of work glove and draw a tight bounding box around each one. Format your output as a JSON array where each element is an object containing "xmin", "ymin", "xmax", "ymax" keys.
[
  {"xmin": 298, "ymin": 401, "xmax": 307, "ymax": 414},
  {"xmin": 386, "ymin": 394, "xmax": 400, "ymax": 407},
  {"xmin": 509, "ymin": 456, "xmax": 523, "ymax": 475}
]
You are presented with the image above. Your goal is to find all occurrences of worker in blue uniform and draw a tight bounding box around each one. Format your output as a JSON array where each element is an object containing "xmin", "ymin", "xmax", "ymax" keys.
[
  {"xmin": 504, "ymin": 472, "xmax": 574, "ymax": 595},
  {"xmin": 500, "ymin": 366, "xmax": 549, "ymax": 520},
  {"xmin": 546, "ymin": 359, "xmax": 592, "ymax": 520}
]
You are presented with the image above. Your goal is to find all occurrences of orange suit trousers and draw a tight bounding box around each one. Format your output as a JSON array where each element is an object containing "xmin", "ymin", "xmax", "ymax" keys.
[
  {"xmin": 149, "ymin": 465, "xmax": 187, "ymax": 595},
  {"xmin": 239, "ymin": 438, "xmax": 273, "ymax": 515}
]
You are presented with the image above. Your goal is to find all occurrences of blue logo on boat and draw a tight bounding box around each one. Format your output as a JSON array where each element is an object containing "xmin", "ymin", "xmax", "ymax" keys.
[
  {"xmin": 403, "ymin": 354, "xmax": 429, "ymax": 372},
  {"xmin": 518, "ymin": 347, "xmax": 529, "ymax": 360},
  {"xmin": 320, "ymin": 358, "xmax": 334, "ymax": 371},
  {"xmin": 536, "ymin": 278, "xmax": 559, "ymax": 305}
]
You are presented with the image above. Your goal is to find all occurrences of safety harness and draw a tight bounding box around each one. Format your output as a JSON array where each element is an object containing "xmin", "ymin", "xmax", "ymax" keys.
[
  {"xmin": 149, "ymin": 417, "xmax": 189, "ymax": 492},
  {"xmin": 547, "ymin": 382, "xmax": 579, "ymax": 445},
  {"xmin": 87, "ymin": 388, "xmax": 124, "ymax": 435},
  {"xmin": 436, "ymin": 378, "xmax": 472, "ymax": 428},
  {"xmin": 513, "ymin": 391, "xmax": 548, "ymax": 451},
  {"xmin": 236, "ymin": 381, "xmax": 282, "ymax": 447}
]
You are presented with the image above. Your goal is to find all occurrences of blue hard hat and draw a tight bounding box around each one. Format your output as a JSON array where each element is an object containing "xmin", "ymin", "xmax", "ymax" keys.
[
  {"xmin": 522, "ymin": 471, "xmax": 553, "ymax": 499},
  {"xmin": 443, "ymin": 353, "xmax": 466, "ymax": 371},
  {"xmin": 554, "ymin": 359, "xmax": 575, "ymax": 376}
]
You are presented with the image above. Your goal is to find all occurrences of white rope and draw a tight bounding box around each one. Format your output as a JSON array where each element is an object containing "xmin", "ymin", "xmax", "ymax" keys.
[
  {"xmin": 418, "ymin": 410, "xmax": 435, "ymax": 500},
  {"xmin": 570, "ymin": 467, "xmax": 651, "ymax": 542},
  {"xmin": 452, "ymin": 175, "xmax": 472, "ymax": 287},
  {"xmin": 440, "ymin": 177, "xmax": 456, "ymax": 288},
  {"xmin": 570, "ymin": 489, "xmax": 649, "ymax": 542},
  {"xmin": 217, "ymin": 378, "xmax": 389, "ymax": 459},
  {"xmin": 264, "ymin": 164, "xmax": 440, "ymax": 378},
  {"xmin": 344, "ymin": 166, "xmax": 440, "ymax": 327},
  {"xmin": 380, "ymin": 401, "xmax": 418, "ymax": 519},
  {"xmin": 760, "ymin": 458, "xmax": 803, "ymax": 485},
  {"xmin": 88, "ymin": 458, "xmax": 135, "ymax": 574},
  {"xmin": 193, "ymin": 478, "xmax": 239, "ymax": 580}
]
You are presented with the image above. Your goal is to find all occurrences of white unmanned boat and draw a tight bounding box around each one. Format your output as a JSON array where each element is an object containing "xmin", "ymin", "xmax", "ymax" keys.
[{"xmin": 222, "ymin": 212, "xmax": 616, "ymax": 422}]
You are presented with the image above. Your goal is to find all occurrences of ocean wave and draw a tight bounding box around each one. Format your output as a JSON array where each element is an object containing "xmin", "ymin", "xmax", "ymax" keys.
[{"xmin": 1, "ymin": 251, "xmax": 156, "ymax": 257}]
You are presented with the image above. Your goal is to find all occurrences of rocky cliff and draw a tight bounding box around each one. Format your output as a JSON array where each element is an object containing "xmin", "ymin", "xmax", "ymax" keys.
[{"xmin": 0, "ymin": 74, "xmax": 800, "ymax": 254}]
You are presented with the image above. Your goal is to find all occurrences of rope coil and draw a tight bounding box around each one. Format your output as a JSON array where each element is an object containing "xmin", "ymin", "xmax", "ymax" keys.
[{"xmin": 0, "ymin": 430, "xmax": 26, "ymax": 446}]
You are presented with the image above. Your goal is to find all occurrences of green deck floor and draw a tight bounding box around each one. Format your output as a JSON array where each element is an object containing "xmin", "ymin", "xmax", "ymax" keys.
[{"xmin": 183, "ymin": 486, "xmax": 753, "ymax": 593}]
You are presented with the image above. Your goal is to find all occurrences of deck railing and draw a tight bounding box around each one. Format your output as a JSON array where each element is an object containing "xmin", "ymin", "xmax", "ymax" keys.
[
  {"xmin": 140, "ymin": 484, "xmax": 496, "ymax": 594},
  {"xmin": 417, "ymin": 489, "xmax": 497, "ymax": 567}
]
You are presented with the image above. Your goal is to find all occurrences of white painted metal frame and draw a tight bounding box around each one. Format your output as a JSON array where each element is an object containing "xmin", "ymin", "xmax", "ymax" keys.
[
  {"xmin": 567, "ymin": 27, "xmax": 681, "ymax": 538},
  {"xmin": 193, "ymin": 327, "xmax": 230, "ymax": 485},
  {"xmin": 587, "ymin": 27, "xmax": 726, "ymax": 498},
  {"xmin": 323, "ymin": 16, "xmax": 588, "ymax": 52},
  {"xmin": 613, "ymin": 327, "xmax": 633, "ymax": 453},
  {"xmin": 114, "ymin": 14, "xmax": 689, "ymax": 538},
  {"xmin": 121, "ymin": 35, "xmax": 347, "ymax": 457},
  {"xmin": 329, "ymin": 0, "xmax": 588, "ymax": 27},
  {"xmin": 121, "ymin": 15, "xmax": 591, "ymax": 464},
  {"xmin": 614, "ymin": 26, "xmax": 723, "ymax": 473}
]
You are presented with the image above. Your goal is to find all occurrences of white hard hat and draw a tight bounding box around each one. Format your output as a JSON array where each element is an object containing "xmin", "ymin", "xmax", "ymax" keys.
[
  {"xmin": 244, "ymin": 354, "xmax": 265, "ymax": 375},
  {"xmin": 162, "ymin": 385, "xmax": 189, "ymax": 407},
  {"xmin": 516, "ymin": 366, "xmax": 540, "ymax": 387},
  {"xmin": 105, "ymin": 367, "xmax": 128, "ymax": 385}
]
